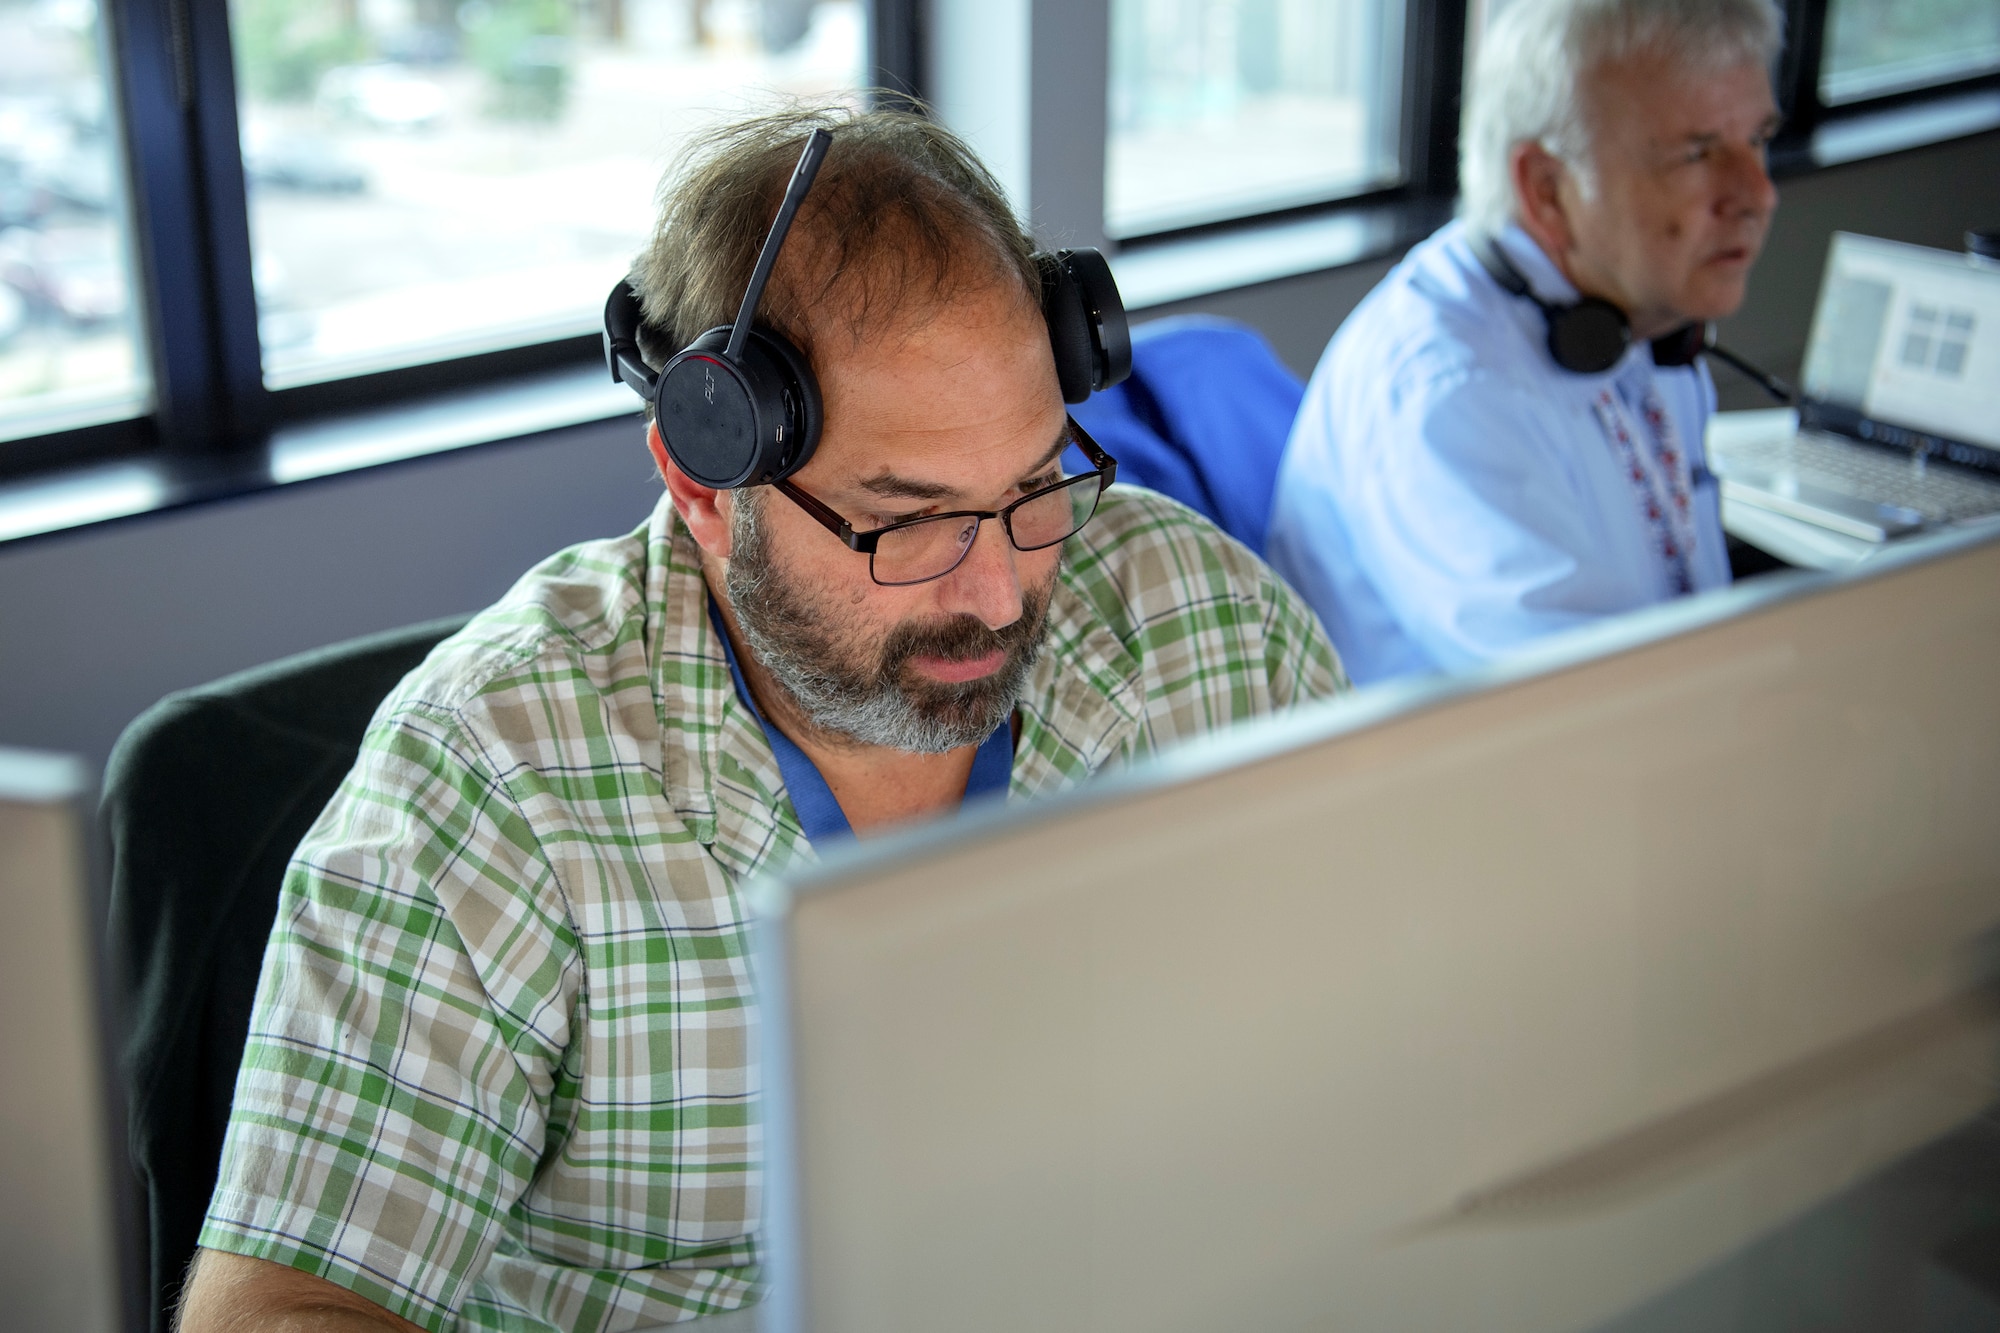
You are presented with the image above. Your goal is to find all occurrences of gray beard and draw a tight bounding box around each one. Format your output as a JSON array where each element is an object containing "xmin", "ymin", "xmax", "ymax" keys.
[{"xmin": 723, "ymin": 491, "xmax": 1051, "ymax": 754}]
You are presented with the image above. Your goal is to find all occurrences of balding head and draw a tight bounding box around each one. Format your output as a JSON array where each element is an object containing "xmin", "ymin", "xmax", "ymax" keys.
[{"xmin": 632, "ymin": 105, "xmax": 1042, "ymax": 371}]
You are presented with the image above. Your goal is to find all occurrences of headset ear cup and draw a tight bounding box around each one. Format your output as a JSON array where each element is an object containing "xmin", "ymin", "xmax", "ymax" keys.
[
  {"xmin": 1038, "ymin": 251, "xmax": 1098, "ymax": 404},
  {"xmin": 657, "ymin": 327, "xmax": 760, "ymax": 488},
  {"xmin": 747, "ymin": 325, "xmax": 823, "ymax": 482},
  {"xmin": 656, "ymin": 324, "xmax": 821, "ymax": 488},
  {"xmin": 1546, "ymin": 298, "xmax": 1632, "ymax": 375},
  {"xmin": 1649, "ymin": 322, "xmax": 1708, "ymax": 368},
  {"xmin": 1058, "ymin": 248, "xmax": 1131, "ymax": 390}
]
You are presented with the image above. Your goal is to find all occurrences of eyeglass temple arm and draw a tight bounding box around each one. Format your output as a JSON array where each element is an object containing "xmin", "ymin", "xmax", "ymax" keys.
[
  {"xmin": 772, "ymin": 477, "xmax": 870, "ymax": 550},
  {"xmin": 1066, "ymin": 417, "xmax": 1117, "ymax": 487}
]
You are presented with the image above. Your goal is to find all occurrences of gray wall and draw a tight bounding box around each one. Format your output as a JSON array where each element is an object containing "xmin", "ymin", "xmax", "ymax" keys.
[
  {"xmin": 1142, "ymin": 254, "xmax": 1402, "ymax": 381},
  {"xmin": 2, "ymin": 130, "xmax": 1996, "ymax": 778},
  {"xmin": 0, "ymin": 418, "xmax": 660, "ymax": 776}
]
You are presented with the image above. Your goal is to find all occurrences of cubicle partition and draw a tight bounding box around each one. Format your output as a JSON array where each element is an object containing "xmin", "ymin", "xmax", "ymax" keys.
[
  {"xmin": 758, "ymin": 528, "xmax": 2000, "ymax": 1333},
  {"xmin": 0, "ymin": 749, "xmax": 131, "ymax": 1333}
]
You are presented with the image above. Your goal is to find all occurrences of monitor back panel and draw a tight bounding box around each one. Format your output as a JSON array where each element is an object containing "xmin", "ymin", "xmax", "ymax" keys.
[{"xmin": 768, "ymin": 534, "xmax": 2000, "ymax": 1333}]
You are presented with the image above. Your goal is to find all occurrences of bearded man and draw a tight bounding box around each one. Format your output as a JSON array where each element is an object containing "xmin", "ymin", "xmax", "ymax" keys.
[
  {"xmin": 1267, "ymin": 0, "xmax": 1783, "ymax": 684},
  {"xmin": 177, "ymin": 107, "xmax": 1343, "ymax": 1333}
]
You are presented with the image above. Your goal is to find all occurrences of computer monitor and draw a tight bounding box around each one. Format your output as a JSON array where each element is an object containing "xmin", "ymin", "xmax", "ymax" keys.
[
  {"xmin": 1801, "ymin": 231, "xmax": 2000, "ymax": 458},
  {"xmin": 756, "ymin": 527, "xmax": 2000, "ymax": 1333},
  {"xmin": 0, "ymin": 748, "xmax": 132, "ymax": 1333}
]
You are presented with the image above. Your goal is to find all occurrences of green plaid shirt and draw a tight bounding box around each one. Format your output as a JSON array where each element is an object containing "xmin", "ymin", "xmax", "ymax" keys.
[{"xmin": 201, "ymin": 488, "xmax": 1343, "ymax": 1332}]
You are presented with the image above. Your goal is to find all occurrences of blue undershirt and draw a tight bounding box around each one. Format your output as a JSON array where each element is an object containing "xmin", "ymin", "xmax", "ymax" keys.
[{"xmin": 708, "ymin": 599, "xmax": 1014, "ymax": 843}]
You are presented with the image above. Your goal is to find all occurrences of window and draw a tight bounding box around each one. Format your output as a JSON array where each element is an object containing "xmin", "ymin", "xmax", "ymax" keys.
[
  {"xmin": 1820, "ymin": 0, "xmax": 2000, "ymax": 105},
  {"xmin": 1105, "ymin": 0, "xmax": 1406, "ymax": 239},
  {"xmin": 3, "ymin": 0, "xmax": 1996, "ymax": 490},
  {"xmin": 231, "ymin": 0, "xmax": 867, "ymax": 389},
  {"xmin": 0, "ymin": 0, "xmax": 148, "ymax": 444}
]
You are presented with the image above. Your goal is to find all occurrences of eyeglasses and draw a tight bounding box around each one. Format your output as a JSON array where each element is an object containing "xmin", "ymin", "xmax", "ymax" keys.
[{"xmin": 771, "ymin": 417, "xmax": 1119, "ymax": 587}]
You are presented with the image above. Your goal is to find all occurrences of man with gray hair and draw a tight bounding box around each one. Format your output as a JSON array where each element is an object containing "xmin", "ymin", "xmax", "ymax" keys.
[{"xmin": 1268, "ymin": 0, "xmax": 1783, "ymax": 684}]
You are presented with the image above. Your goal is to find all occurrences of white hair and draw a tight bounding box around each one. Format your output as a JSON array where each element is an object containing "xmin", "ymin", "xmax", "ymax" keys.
[{"xmin": 1459, "ymin": 0, "xmax": 1783, "ymax": 234}]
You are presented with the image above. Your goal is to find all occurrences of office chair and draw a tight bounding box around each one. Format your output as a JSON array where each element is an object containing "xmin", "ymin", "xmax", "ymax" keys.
[
  {"xmin": 102, "ymin": 614, "xmax": 470, "ymax": 1333},
  {"xmin": 1067, "ymin": 315, "xmax": 1305, "ymax": 557}
]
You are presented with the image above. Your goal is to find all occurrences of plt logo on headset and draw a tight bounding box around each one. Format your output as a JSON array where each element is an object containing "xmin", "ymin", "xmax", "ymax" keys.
[
  {"xmin": 1469, "ymin": 231, "xmax": 1792, "ymax": 402},
  {"xmin": 602, "ymin": 127, "xmax": 1134, "ymax": 492}
]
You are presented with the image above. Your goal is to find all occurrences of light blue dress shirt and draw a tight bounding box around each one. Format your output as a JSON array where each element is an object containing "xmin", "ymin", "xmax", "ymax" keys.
[{"xmin": 1266, "ymin": 219, "xmax": 1731, "ymax": 685}]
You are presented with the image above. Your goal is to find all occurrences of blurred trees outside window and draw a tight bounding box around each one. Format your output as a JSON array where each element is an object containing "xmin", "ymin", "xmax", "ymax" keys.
[
  {"xmin": 1821, "ymin": 0, "xmax": 2000, "ymax": 104},
  {"xmin": 1105, "ymin": 0, "xmax": 1405, "ymax": 238},
  {"xmin": 0, "ymin": 0, "xmax": 148, "ymax": 443},
  {"xmin": 231, "ymin": 0, "xmax": 863, "ymax": 388}
]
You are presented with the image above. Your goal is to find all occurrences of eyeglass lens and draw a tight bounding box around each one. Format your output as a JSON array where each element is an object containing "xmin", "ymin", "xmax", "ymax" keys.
[{"xmin": 870, "ymin": 472, "xmax": 1106, "ymax": 586}]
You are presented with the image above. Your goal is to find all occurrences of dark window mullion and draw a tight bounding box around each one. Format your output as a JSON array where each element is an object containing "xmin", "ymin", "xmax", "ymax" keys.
[
  {"xmin": 185, "ymin": 0, "xmax": 267, "ymax": 446},
  {"xmin": 1403, "ymin": 0, "xmax": 1469, "ymax": 199},
  {"xmin": 1775, "ymin": 0, "xmax": 1828, "ymax": 159},
  {"xmin": 106, "ymin": 0, "xmax": 265, "ymax": 457},
  {"xmin": 871, "ymin": 0, "xmax": 926, "ymax": 107},
  {"xmin": 106, "ymin": 0, "xmax": 212, "ymax": 452}
]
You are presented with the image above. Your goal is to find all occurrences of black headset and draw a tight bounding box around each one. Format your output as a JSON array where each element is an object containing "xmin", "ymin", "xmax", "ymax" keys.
[
  {"xmin": 603, "ymin": 127, "xmax": 1134, "ymax": 490},
  {"xmin": 1470, "ymin": 230, "xmax": 1793, "ymax": 401}
]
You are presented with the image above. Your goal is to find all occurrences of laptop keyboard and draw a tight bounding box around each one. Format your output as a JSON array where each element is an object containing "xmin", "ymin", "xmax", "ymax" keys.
[{"xmin": 1719, "ymin": 432, "xmax": 2000, "ymax": 523}]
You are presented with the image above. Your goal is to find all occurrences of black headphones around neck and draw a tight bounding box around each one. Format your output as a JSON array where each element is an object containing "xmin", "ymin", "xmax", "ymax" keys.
[
  {"xmin": 603, "ymin": 127, "xmax": 1134, "ymax": 490},
  {"xmin": 1470, "ymin": 229, "xmax": 1665, "ymax": 374},
  {"xmin": 1467, "ymin": 231, "xmax": 1793, "ymax": 404}
]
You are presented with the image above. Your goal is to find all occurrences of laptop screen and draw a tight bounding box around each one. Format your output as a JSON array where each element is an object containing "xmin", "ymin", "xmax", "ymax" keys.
[{"xmin": 1800, "ymin": 232, "xmax": 2000, "ymax": 452}]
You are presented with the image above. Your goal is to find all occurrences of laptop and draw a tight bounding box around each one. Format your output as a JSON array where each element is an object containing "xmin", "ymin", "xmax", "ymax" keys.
[{"xmin": 1709, "ymin": 231, "xmax": 2000, "ymax": 542}]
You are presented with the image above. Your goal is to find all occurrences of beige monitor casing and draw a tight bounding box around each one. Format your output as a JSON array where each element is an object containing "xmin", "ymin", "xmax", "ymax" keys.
[
  {"xmin": 759, "ymin": 527, "xmax": 2000, "ymax": 1333},
  {"xmin": 0, "ymin": 749, "xmax": 124, "ymax": 1333}
]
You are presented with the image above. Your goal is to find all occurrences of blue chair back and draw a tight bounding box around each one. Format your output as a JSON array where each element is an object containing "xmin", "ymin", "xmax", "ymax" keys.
[{"xmin": 1066, "ymin": 315, "xmax": 1303, "ymax": 556}]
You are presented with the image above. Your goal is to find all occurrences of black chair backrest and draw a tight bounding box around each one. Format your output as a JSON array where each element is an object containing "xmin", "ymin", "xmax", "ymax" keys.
[{"xmin": 102, "ymin": 615, "xmax": 469, "ymax": 1333}]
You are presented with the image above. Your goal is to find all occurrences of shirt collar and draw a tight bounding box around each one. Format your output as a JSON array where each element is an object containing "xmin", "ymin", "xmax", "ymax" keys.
[
  {"xmin": 643, "ymin": 495, "xmax": 784, "ymax": 880},
  {"xmin": 640, "ymin": 495, "xmax": 1144, "ymax": 873},
  {"xmin": 1494, "ymin": 221, "xmax": 1581, "ymax": 306},
  {"xmin": 1492, "ymin": 220, "xmax": 1658, "ymax": 382}
]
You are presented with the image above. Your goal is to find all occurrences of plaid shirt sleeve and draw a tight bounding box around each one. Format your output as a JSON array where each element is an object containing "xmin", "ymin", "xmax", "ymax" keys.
[
  {"xmin": 1246, "ymin": 530, "xmax": 1347, "ymax": 708},
  {"xmin": 200, "ymin": 692, "xmax": 584, "ymax": 1332},
  {"xmin": 1050, "ymin": 488, "xmax": 1346, "ymax": 738}
]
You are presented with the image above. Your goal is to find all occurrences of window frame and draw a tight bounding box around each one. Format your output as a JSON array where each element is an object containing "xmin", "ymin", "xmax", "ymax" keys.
[
  {"xmin": 0, "ymin": 0, "xmax": 1994, "ymax": 490},
  {"xmin": 1771, "ymin": 0, "xmax": 2000, "ymax": 167},
  {"xmin": 1105, "ymin": 0, "xmax": 1467, "ymax": 250},
  {"xmin": 0, "ymin": 0, "xmax": 923, "ymax": 483}
]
